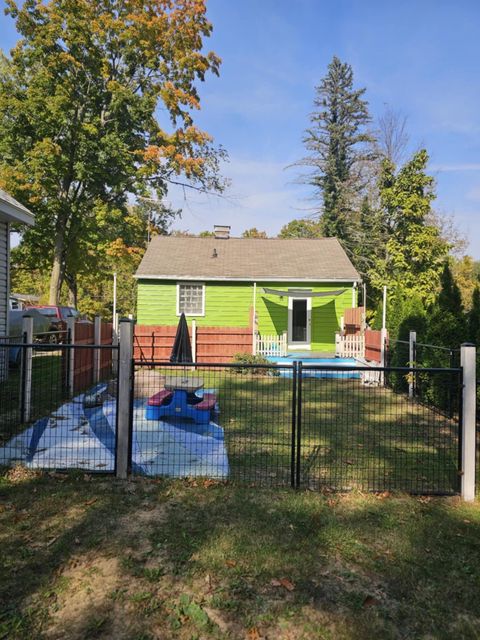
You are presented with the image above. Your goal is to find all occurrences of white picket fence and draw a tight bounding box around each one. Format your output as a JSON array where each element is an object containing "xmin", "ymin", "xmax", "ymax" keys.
[
  {"xmin": 255, "ymin": 332, "xmax": 288, "ymax": 357},
  {"xmin": 335, "ymin": 332, "xmax": 365, "ymax": 358}
]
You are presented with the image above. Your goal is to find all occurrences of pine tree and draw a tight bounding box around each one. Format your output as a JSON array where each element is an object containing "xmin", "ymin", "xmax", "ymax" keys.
[
  {"xmin": 468, "ymin": 286, "xmax": 480, "ymax": 344},
  {"xmin": 299, "ymin": 56, "xmax": 374, "ymax": 242},
  {"xmin": 438, "ymin": 263, "xmax": 463, "ymax": 315}
]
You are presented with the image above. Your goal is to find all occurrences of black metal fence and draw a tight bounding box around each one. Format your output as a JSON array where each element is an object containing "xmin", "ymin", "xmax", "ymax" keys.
[
  {"xmin": 131, "ymin": 360, "xmax": 462, "ymax": 494},
  {"xmin": 0, "ymin": 342, "xmax": 118, "ymax": 473},
  {"xmin": 0, "ymin": 342, "xmax": 463, "ymax": 495}
]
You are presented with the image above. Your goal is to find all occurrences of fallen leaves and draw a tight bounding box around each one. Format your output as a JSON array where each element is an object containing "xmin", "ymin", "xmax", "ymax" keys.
[
  {"xmin": 363, "ymin": 595, "xmax": 380, "ymax": 608},
  {"xmin": 270, "ymin": 577, "xmax": 295, "ymax": 591}
]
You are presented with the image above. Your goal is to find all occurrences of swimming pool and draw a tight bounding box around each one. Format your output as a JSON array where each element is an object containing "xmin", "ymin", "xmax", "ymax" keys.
[{"xmin": 266, "ymin": 355, "xmax": 361, "ymax": 378}]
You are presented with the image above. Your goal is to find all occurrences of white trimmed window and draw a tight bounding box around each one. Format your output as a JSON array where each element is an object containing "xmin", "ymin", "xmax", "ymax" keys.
[{"xmin": 177, "ymin": 283, "xmax": 205, "ymax": 316}]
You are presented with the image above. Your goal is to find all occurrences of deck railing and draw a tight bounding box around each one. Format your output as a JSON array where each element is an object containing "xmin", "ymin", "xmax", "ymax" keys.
[
  {"xmin": 335, "ymin": 332, "xmax": 365, "ymax": 359},
  {"xmin": 255, "ymin": 332, "xmax": 288, "ymax": 357}
]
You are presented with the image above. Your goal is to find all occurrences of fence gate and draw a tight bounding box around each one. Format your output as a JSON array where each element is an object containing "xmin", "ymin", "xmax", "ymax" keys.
[
  {"xmin": 296, "ymin": 363, "xmax": 463, "ymax": 495},
  {"xmin": 127, "ymin": 357, "xmax": 463, "ymax": 496}
]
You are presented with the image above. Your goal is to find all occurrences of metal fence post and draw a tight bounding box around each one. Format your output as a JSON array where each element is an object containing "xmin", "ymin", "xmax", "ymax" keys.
[
  {"xmin": 116, "ymin": 319, "xmax": 133, "ymax": 479},
  {"xmin": 20, "ymin": 315, "xmax": 33, "ymax": 422},
  {"xmin": 290, "ymin": 361, "xmax": 297, "ymax": 488},
  {"xmin": 295, "ymin": 361, "xmax": 303, "ymax": 489},
  {"xmin": 460, "ymin": 343, "xmax": 476, "ymax": 501},
  {"xmin": 66, "ymin": 316, "xmax": 75, "ymax": 396},
  {"xmin": 93, "ymin": 315, "xmax": 101, "ymax": 383},
  {"xmin": 409, "ymin": 330, "xmax": 416, "ymax": 398}
]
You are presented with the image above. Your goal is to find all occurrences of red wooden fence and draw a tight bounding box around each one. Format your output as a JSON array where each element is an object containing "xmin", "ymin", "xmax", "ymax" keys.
[
  {"xmin": 66, "ymin": 321, "xmax": 114, "ymax": 393},
  {"xmin": 364, "ymin": 329, "xmax": 387, "ymax": 363},
  {"xmin": 134, "ymin": 324, "xmax": 253, "ymax": 363}
]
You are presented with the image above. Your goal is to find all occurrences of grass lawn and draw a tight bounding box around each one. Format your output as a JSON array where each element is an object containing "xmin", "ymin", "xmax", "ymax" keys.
[
  {"xmin": 0, "ymin": 353, "xmax": 66, "ymax": 445},
  {"xmin": 1, "ymin": 469, "xmax": 480, "ymax": 640},
  {"xmin": 136, "ymin": 368, "xmax": 460, "ymax": 494}
]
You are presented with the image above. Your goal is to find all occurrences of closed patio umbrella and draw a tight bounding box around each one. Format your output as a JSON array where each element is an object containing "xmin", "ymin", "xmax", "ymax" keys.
[{"xmin": 170, "ymin": 312, "xmax": 193, "ymax": 363}]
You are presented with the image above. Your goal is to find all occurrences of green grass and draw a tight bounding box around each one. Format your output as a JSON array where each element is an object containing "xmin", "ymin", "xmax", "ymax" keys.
[
  {"xmin": 138, "ymin": 367, "xmax": 460, "ymax": 494},
  {"xmin": 1, "ymin": 470, "xmax": 480, "ymax": 639},
  {"xmin": 0, "ymin": 353, "xmax": 67, "ymax": 445}
]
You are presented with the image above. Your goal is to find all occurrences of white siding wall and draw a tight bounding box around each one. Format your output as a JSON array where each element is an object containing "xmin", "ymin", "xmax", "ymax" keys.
[
  {"xmin": 0, "ymin": 220, "xmax": 8, "ymax": 336},
  {"xmin": 0, "ymin": 221, "xmax": 8, "ymax": 381}
]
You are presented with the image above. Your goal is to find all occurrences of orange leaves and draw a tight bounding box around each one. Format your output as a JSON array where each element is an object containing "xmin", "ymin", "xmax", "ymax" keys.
[{"xmin": 270, "ymin": 577, "xmax": 295, "ymax": 591}]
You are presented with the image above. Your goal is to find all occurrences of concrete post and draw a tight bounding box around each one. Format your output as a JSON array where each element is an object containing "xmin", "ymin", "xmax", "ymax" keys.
[
  {"xmin": 20, "ymin": 315, "xmax": 33, "ymax": 422},
  {"xmin": 93, "ymin": 315, "xmax": 101, "ymax": 383},
  {"xmin": 191, "ymin": 319, "xmax": 197, "ymax": 363},
  {"xmin": 460, "ymin": 343, "xmax": 476, "ymax": 501},
  {"xmin": 66, "ymin": 316, "xmax": 75, "ymax": 396},
  {"xmin": 112, "ymin": 318, "xmax": 119, "ymax": 376},
  {"xmin": 116, "ymin": 319, "xmax": 133, "ymax": 479},
  {"xmin": 409, "ymin": 330, "xmax": 416, "ymax": 399},
  {"xmin": 380, "ymin": 327, "xmax": 388, "ymax": 386}
]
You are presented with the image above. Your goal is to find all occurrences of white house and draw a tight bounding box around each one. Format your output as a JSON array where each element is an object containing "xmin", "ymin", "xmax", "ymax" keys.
[{"xmin": 0, "ymin": 189, "xmax": 34, "ymax": 374}]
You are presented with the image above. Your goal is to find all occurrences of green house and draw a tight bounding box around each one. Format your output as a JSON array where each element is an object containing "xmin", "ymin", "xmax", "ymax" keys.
[{"xmin": 135, "ymin": 233, "xmax": 360, "ymax": 354}]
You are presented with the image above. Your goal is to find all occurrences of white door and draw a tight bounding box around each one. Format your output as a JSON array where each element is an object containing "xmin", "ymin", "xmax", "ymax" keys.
[{"xmin": 288, "ymin": 298, "xmax": 311, "ymax": 349}]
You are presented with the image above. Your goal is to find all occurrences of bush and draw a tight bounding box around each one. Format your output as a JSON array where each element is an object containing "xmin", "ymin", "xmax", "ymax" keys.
[{"xmin": 232, "ymin": 352, "xmax": 279, "ymax": 376}]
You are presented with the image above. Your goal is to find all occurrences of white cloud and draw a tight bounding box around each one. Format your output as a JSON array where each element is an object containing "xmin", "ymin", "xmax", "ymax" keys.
[
  {"xmin": 430, "ymin": 163, "xmax": 480, "ymax": 172},
  {"xmin": 167, "ymin": 157, "xmax": 311, "ymax": 236}
]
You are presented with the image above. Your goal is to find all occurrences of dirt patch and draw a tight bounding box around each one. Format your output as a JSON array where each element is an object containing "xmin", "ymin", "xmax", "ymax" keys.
[{"xmin": 44, "ymin": 556, "xmax": 127, "ymax": 640}]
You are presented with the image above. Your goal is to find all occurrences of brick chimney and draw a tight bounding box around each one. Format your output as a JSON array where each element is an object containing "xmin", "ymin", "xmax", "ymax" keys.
[{"xmin": 214, "ymin": 225, "xmax": 231, "ymax": 239}]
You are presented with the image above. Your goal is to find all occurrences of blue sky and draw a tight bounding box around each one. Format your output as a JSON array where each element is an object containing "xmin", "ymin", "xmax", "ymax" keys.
[{"xmin": 1, "ymin": 0, "xmax": 480, "ymax": 255}]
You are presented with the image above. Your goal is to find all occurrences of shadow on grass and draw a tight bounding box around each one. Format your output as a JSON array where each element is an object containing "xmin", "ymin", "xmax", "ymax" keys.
[
  {"xmin": 1, "ymin": 472, "xmax": 480, "ymax": 639},
  {"xmin": 216, "ymin": 374, "xmax": 460, "ymax": 494}
]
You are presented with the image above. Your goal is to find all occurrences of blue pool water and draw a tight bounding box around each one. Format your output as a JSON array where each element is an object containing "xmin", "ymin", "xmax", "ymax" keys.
[{"xmin": 266, "ymin": 355, "xmax": 361, "ymax": 379}]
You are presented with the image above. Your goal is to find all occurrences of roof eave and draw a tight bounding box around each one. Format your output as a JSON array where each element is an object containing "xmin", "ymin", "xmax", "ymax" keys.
[
  {"xmin": 134, "ymin": 274, "xmax": 361, "ymax": 283},
  {"xmin": 0, "ymin": 199, "xmax": 35, "ymax": 226}
]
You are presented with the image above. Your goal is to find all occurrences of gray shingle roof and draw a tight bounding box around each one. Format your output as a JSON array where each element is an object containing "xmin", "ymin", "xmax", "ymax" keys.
[
  {"xmin": 0, "ymin": 189, "xmax": 34, "ymax": 224},
  {"xmin": 135, "ymin": 236, "xmax": 360, "ymax": 282}
]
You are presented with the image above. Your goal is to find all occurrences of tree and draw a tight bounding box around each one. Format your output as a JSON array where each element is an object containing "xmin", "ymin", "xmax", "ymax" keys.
[
  {"xmin": 298, "ymin": 56, "xmax": 374, "ymax": 242},
  {"xmin": 437, "ymin": 262, "xmax": 463, "ymax": 316},
  {"xmin": 0, "ymin": 0, "xmax": 226, "ymax": 304},
  {"xmin": 10, "ymin": 199, "xmax": 178, "ymax": 316},
  {"xmin": 278, "ymin": 218, "xmax": 322, "ymax": 238},
  {"xmin": 241, "ymin": 228, "xmax": 267, "ymax": 238},
  {"xmin": 369, "ymin": 150, "xmax": 449, "ymax": 305},
  {"xmin": 377, "ymin": 106, "xmax": 409, "ymax": 165},
  {"xmin": 468, "ymin": 286, "xmax": 480, "ymax": 344}
]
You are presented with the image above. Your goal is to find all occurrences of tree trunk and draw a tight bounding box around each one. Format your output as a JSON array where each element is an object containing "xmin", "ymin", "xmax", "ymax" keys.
[
  {"xmin": 48, "ymin": 228, "xmax": 65, "ymax": 305},
  {"xmin": 65, "ymin": 272, "xmax": 78, "ymax": 308}
]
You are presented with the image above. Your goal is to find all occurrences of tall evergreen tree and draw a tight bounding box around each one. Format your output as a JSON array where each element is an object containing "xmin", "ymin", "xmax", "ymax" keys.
[
  {"xmin": 468, "ymin": 286, "xmax": 480, "ymax": 344},
  {"xmin": 438, "ymin": 263, "xmax": 463, "ymax": 315},
  {"xmin": 299, "ymin": 56, "xmax": 374, "ymax": 242}
]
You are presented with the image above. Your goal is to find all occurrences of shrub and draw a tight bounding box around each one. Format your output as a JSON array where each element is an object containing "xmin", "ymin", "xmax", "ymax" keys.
[{"xmin": 232, "ymin": 352, "xmax": 279, "ymax": 376}]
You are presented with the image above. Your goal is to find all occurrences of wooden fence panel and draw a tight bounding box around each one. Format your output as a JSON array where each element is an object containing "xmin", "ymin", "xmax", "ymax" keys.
[
  {"xmin": 133, "ymin": 324, "xmax": 253, "ymax": 363},
  {"xmin": 73, "ymin": 322, "xmax": 94, "ymax": 393},
  {"xmin": 364, "ymin": 329, "xmax": 385, "ymax": 363}
]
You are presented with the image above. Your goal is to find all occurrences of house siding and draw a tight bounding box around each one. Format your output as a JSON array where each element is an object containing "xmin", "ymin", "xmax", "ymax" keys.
[
  {"xmin": 0, "ymin": 221, "xmax": 8, "ymax": 380},
  {"xmin": 0, "ymin": 221, "xmax": 8, "ymax": 337},
  {"xmin": 137, "ymin": 280, "xmax": 252, "ymax": 327},
  {"xmin": 137, "ymin": 279, "xmax": 354, "ymax": 352},
  {"xmin": 255, "ymin": 282, "xmax": 353, "ymax": 352}
]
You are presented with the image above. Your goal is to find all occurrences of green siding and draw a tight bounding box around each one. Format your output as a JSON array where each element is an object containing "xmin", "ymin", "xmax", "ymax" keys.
[
  {"xmin": 137, "ymin": 279, "xmax": 355, "ymax": 351},
  {"xmin": 137, "ymin": 280, "xmax": 252, "ymax": 327},
  {"xmin": 255, "ymin": 282, "xmax": 353, "ymax": 352}
]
